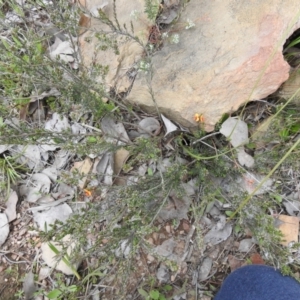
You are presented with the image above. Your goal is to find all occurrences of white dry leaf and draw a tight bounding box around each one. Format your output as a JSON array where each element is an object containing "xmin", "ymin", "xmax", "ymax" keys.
[
  {"xmin": 5, "ymin": 11, "xmax": 23, "ymax": 24},
  {"xmin": 237, "ymin": 148, "xmax": 255, "ymax": 168},
  {"xmin": 158, "ymin": 192, "xmax": 191, "ymax": 221},
  {"xmin": 4, "ymin": 191, "xmax": 18, "ymax": 222},
  {"xmin": 238, "ymin": 172, "xmax": 273, "ymax": 195},
  {"xmin": 238, "ymin": 238, "xmax": 254, "ymax": 252},
  {"xmin": 138, "ymin": 164, "xmax": 148, "ymax": 176},
  {"xmin": 30, "ymin": 88, "xmax": 61, "ymax": 102},
  {"xmin": 161, "ymin": 114, "xmax": 178, "ymax": 136},
  {"xmin": 10, "ymin": 145, "xmax": 43, "ymax": 170},
  {"xmin": 104, "ymin": 156, "xmax": 114, "ymax": 186},
  {"xmin": 71, "ymin": 122, "xmax": 87, "ymax": 135},
  {"xmin": 19, "ymin": 185, "xmax": 42, "ymax": 203},
  {"xmin": 94, "ymin": 152, "xmax": 114, "ymax": 185},
  {"xmin": 127, "ymin": 175, "xmax": 139, "ymax": 185},
  {"xmin": 155, "ymin": 238, "xmax": 176, "ymax": 257},
  {"xmin": 220, "ymin": 117, "xmax": 249, "ymax": 147},
  {"xmin": 204, "ymin": 215, "xmax": 232, "ymax": 246},
  {"xmin": 114, "ymin": 148, "xmax": 130, "ymax": 176},
  {"xmin": 39, "ymin": 143, "xmax": 59, "ymax": 152},
  {"xmin": 53, "ymin": 149, "xmax": 70, "ymax": 169},
  {"xmin": 173, "ymin": 294, "xmax": 187, "ymax": 300},
  {"xmin": 31, "ymin": 173, "xmax": 51, "ymax": 194},
  {"xmin": 157, "ymin": 158, "xmax": 172, "ymax": 173},
  {"xmin": 41, "ymin": 167, "xmax": 58, "ymax": 182},
  {"xmin": 53, "ymin": 183, "xmax": 75, "ymax": 199},
  {"xmin": 283, "ymin": 200, "xmax": 300, "ymax": 217},
  {"xmin": 115, "ymin": 239, "xmax": 131, "ymax": 258},
  {"xmin": 101, "ymin": 116, "xmax": 131, "ymax": 145},
  {"xmin": 41, "ymin": 234, "xmax": 82, "ymax": 275},
  {"xmin": 33, "ymin": 203, "xmax": 72, "ymax": 231},
  {"xmin": 45, "ymin": 112, "xmax": 70, "ymax": 132},
  {"xmin": 20, "ymin": 172, "xmax": 52, "ymax": 202},
  {"xmin": 199, "ymin": 257, "xmax": 213, "ymax": 281},
  {"xmin": 0, "ymin": 145, "xmax": 10, "ymax": 154},
  {"xmin": 49, "ymin": 37, "xmax": 77, "ymax": 63},
  {"xmin": 4, "ymin": 117, "xmax": 20, "ymax": 130},
  {"xmin": 138, "ymin": 117, "xmax": 160, "ymax": 137},
  {"xmin": 38, "ymin": 266, "xmax": 51, "ymax": 281},
  {"xmin": 182, "ymin": 178, "xmax": 197, "ymax": 196},
  {"xmin": 156, "ymin": 264, "xmax": 170, "ymax": 283},
  {"xmin": 23, "ymin": 271, "xmax": 36, "ymax": 300},
  {"xmin": 37, "ymin": 194, "xmax": 55, "ymax": 204},
  {"xmin": 0, "ymin": 213, "xmax": 9, "ymax": 247}
]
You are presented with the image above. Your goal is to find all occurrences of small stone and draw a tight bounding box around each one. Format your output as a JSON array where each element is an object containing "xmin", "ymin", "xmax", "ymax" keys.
[
  {"xmin": 199, "ymin": 257, "xmax": 213, "ymax": 281},
  {"xmin": 165, "ymin": 225, "xmax": 172, "ymax": 233},
  {"xmin": 156, "ymin": 264, "xmax": 170, "ymax": 283},
  {"xmin": 238, "ymin": 239, "xmax": 254, "ymax": 253}
]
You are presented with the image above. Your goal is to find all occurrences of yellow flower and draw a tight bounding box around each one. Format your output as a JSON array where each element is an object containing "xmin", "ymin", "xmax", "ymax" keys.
[
  {"xmin": 194, "ymin": 113, "xmax": 204, "ymax": 123},
  {"xmin": 83, "ymin": 189, "xmax": 92, "ymax": 197}
]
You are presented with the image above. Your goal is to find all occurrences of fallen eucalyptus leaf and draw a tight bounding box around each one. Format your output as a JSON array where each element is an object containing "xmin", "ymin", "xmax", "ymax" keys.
[
  {"xmin": 161, "ymin": 114, "xmax": 178, "ymax": 136},
  {"xmin": 33, "ymin": 203, "xmax": 73, "ymax": 231},
  {"xmin": 52, "ymin": 149, "xmax": 70, "ymax": 169},
  {"xmin": 45, "ymin": 112, "xmax": 70, "ymax": 132},
  {"xmin": 41, "ymin": 167, "xmax": 58, "ymax": 182},
  {"xmin": 283, "ymin": 199, "xmax": 300, "ymax": 217},
  {"xmin": 49, "ymin": 37, "xmax": 77, "ymax": 63},
  {"xmin": 238, "ymin": 238, "xmax": 254, "ymax": 252},
  {"xmin": 4, "ymin": 191, "xmax": 18, "ymax": 222},
  {"xmin": 114, "ymin": 148, "xmax": 130, "ymax": 176},
  {"xmin": 101, "ymin": 116, "xmax": 131, "ymax": 145},
  {"xmin": 115, "ymin": 239, "xmax": 131, "ymax": 258},
  {"xmin": 41, "ymin": 234, "xmax": 82, "ymax": 276},
  {"xmin": 31, "ymin": 173, "xmax": 51, "ymax": 194},
  {"xmin": 237, "ymin": 148, "xmax": 255, "ymax": 168},
  {"xmin": 156, "ymin": 264, "xmax": 170, "ymax": 283},
  {"xmin": 11, "ymin": 145, "xmax": 43, "ymax": 170},
  {"xmin": 204, "ymin": 215, "xmax": 232, "ymax": 245}
]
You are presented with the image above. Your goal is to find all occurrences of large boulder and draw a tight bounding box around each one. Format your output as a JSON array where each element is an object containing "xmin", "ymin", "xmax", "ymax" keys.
[
  {"xmin": 79, "ymin": 0, "xmax": 300, "ymax": 131},
  {"xmin": 128, "ymin": 0, "xmax": 300, "ymax": 131}
]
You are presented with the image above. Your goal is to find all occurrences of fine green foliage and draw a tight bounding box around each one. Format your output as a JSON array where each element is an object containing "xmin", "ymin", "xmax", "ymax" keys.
[
  {"xmin": 144, "ymin": 0, "xmax": 160, "ymax": 21},
  {"xmin": 0, "ymin": 155, "xmax": 25, "ymax": 200}
]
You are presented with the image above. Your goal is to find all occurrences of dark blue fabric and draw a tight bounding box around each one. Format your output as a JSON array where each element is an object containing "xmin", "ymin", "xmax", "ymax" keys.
[{"xmin": 214, "ymin": 265, "xmax": 300, "ymax": 300}]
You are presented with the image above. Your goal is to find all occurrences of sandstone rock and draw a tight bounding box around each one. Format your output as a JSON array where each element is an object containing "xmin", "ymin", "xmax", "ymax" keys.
[
  {"xmin": 127, "ymin": 0, "xmax": 300, "ymax": 131},
  {"xmin": 79, "ymin": 0, "xmax": 300, "ymax": 131},
  {"xmin": 78, "ymin": 0, "xmax": 153, "ymax": 91}
]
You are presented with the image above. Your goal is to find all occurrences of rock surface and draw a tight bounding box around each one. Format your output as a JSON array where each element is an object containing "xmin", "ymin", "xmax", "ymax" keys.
[
  {"xmin": 78, "ymin": 0, "xmax": 153, "ymax": 91},
  {"xmin": 129, "ymin": 0, "xmax": 300, "ymax": 131},
  {"xmin": 79, "ymin": 0, "xmax": 300, "ymax": 131}
]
